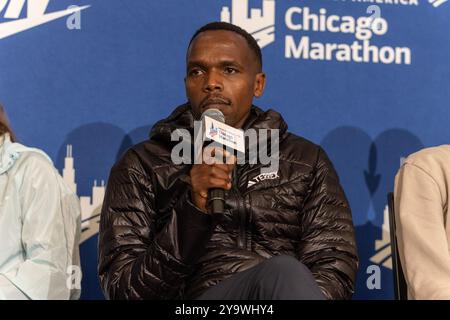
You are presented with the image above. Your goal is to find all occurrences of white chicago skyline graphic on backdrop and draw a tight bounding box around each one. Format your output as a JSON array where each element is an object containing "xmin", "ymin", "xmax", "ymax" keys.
[
  {"xmin": 369, "ymin": 157, "xmax": 406, "ymax": 271},
  {"xmin": 370, "ymin": 205, "xmax": 392, "ymax": 270},
  {"xmin": 221, "ymin": 0, "xmax": 275, "ymax": 48},
  {"xmin": 62, "ymin": 145, "xmax": 104, "ymax": 244},
  {"xmin": 0, "ymin": 0, "xmax": 89, "ymax": 39}
]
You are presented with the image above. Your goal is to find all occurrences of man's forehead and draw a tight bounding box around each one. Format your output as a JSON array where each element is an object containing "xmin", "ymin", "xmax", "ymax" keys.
[
  {"xmin": 192, "ymin": 29, "xmax": 247, "ymax": 44},
  {"xmin": 187, "ymin": 30, "xmax": 252, "ymax": 58},
  {"xmin": 187, "ymin": 30, "xmax": 253, "ymax": 61}
]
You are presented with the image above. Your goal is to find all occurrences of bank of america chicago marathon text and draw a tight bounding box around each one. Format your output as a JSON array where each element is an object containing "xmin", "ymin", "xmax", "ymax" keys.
[
  {"xmin": 284, "ymin": 7, "xmax": 412, "ymax": 65},
  {"xmin": 174, "ymin": 304, "xmax": 274, "ymax": 318}
]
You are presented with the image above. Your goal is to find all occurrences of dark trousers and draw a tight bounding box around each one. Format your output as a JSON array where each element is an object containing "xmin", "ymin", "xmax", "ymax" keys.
[{"xmin": 197, "ymin": 255, "xmax": 326, "ymax": 300}]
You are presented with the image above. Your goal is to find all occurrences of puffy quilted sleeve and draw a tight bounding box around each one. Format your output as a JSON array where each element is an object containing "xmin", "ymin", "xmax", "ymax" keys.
[
  {"xmin": 98, "ymin": 149, "xmax": 216, "ymax": 300},
  {"xmin": 297, "ymin": 147, "xmax": 358, "ymax": 300}
]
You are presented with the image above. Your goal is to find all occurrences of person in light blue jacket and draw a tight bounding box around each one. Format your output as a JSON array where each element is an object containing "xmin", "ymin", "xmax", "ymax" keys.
[{"xmin": 0, "ymin": 105, "xmax": 82, "ymax": 300}]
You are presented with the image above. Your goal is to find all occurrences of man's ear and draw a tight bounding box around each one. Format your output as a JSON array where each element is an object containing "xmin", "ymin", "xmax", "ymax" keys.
[{"xmin": 254, "ymin": 73, "xmax": 266, "ymax": 98}]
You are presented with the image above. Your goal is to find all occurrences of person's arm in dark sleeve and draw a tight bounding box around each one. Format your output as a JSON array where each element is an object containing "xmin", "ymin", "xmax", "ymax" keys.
[
  {"xmin": 297, "ymin": 147, "xmax": 359, "ymax": 300},
  {"xmin": 98, "ymin": 150, "xmax": 216, "ymax": 300}
]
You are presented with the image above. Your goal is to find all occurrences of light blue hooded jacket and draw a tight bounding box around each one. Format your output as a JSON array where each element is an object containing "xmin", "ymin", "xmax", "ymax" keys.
[{"xmin": 0, "ymin": 134, "xmax": 81, "ymax": 300}]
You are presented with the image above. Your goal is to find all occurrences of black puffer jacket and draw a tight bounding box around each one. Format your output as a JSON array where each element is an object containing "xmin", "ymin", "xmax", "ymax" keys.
[{"xmin": 98, "ymin": 104, "xmax": 358, "ymax": 300}]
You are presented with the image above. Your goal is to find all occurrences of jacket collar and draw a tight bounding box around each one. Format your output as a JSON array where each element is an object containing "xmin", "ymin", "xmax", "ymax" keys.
[
  {"xmin": 149, "ymin": 103, "xmax": 289, "ymax": 147},
  {"xmin": 0, "ymin": 134, "xmax": 52, "ymax": 175}
]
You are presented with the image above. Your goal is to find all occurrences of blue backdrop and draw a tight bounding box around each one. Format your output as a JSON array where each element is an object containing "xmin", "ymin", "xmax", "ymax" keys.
[{"xmin": 1, "ymin": 0, "xmax": 449, "ymax": 299}]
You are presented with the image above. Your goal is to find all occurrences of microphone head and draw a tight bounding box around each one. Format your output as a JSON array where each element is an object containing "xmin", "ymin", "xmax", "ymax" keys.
[{"xmin": 201, "ymin": 108, "xmax": 225, "ymax": 123}]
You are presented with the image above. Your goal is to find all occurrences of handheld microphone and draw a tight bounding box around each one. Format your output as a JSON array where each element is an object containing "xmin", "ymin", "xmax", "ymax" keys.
[{"xmin": 201, "ymin": 109, "xmax": 226, "ymax": 214}]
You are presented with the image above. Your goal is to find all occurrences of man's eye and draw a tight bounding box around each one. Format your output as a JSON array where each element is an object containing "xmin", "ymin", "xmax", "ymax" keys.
[
  {"xmin": 189, "ymin": 69, "xmax": 204, "ymax": 76},
  {"xmin": 224, "ymin": 67, "xmax": 238, "ymax": 74}
]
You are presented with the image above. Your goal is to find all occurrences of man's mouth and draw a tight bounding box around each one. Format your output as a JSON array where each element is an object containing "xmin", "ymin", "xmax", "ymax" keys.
[{"xmin": 201, "ymin": 97, "xmax": 231, "ymax": 112}]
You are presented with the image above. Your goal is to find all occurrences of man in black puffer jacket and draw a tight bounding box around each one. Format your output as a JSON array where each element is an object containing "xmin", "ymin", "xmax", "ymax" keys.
[{"xmin": 98, "ymin": 22, "xmax": 358, "ymax": 300}]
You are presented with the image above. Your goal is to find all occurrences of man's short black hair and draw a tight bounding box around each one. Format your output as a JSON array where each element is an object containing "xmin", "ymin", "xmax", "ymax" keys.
[{"xmin": 188, "ymin": 21, "xmax": 263, "ymax": 70}]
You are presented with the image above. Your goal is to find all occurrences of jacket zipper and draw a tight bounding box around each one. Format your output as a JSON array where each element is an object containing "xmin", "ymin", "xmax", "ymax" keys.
[{"xmin": 233, "ymin": 166, "xmax": 246, "ymax": 249}]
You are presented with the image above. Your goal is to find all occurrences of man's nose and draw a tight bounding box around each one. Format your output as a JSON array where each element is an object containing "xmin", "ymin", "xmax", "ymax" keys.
[{"xmin": 203, "ymin": 71, "xmax": 223, "ymax": 92}]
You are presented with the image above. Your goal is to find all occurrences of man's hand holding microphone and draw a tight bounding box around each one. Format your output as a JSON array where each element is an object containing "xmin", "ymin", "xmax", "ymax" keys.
[
  {"xmin": 189, "ymin": 108, "xmax": 243, "ymax": 214},
  {"xmin": 190, "ymin": 146, "xmax": 236, "ymax": 213}
]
